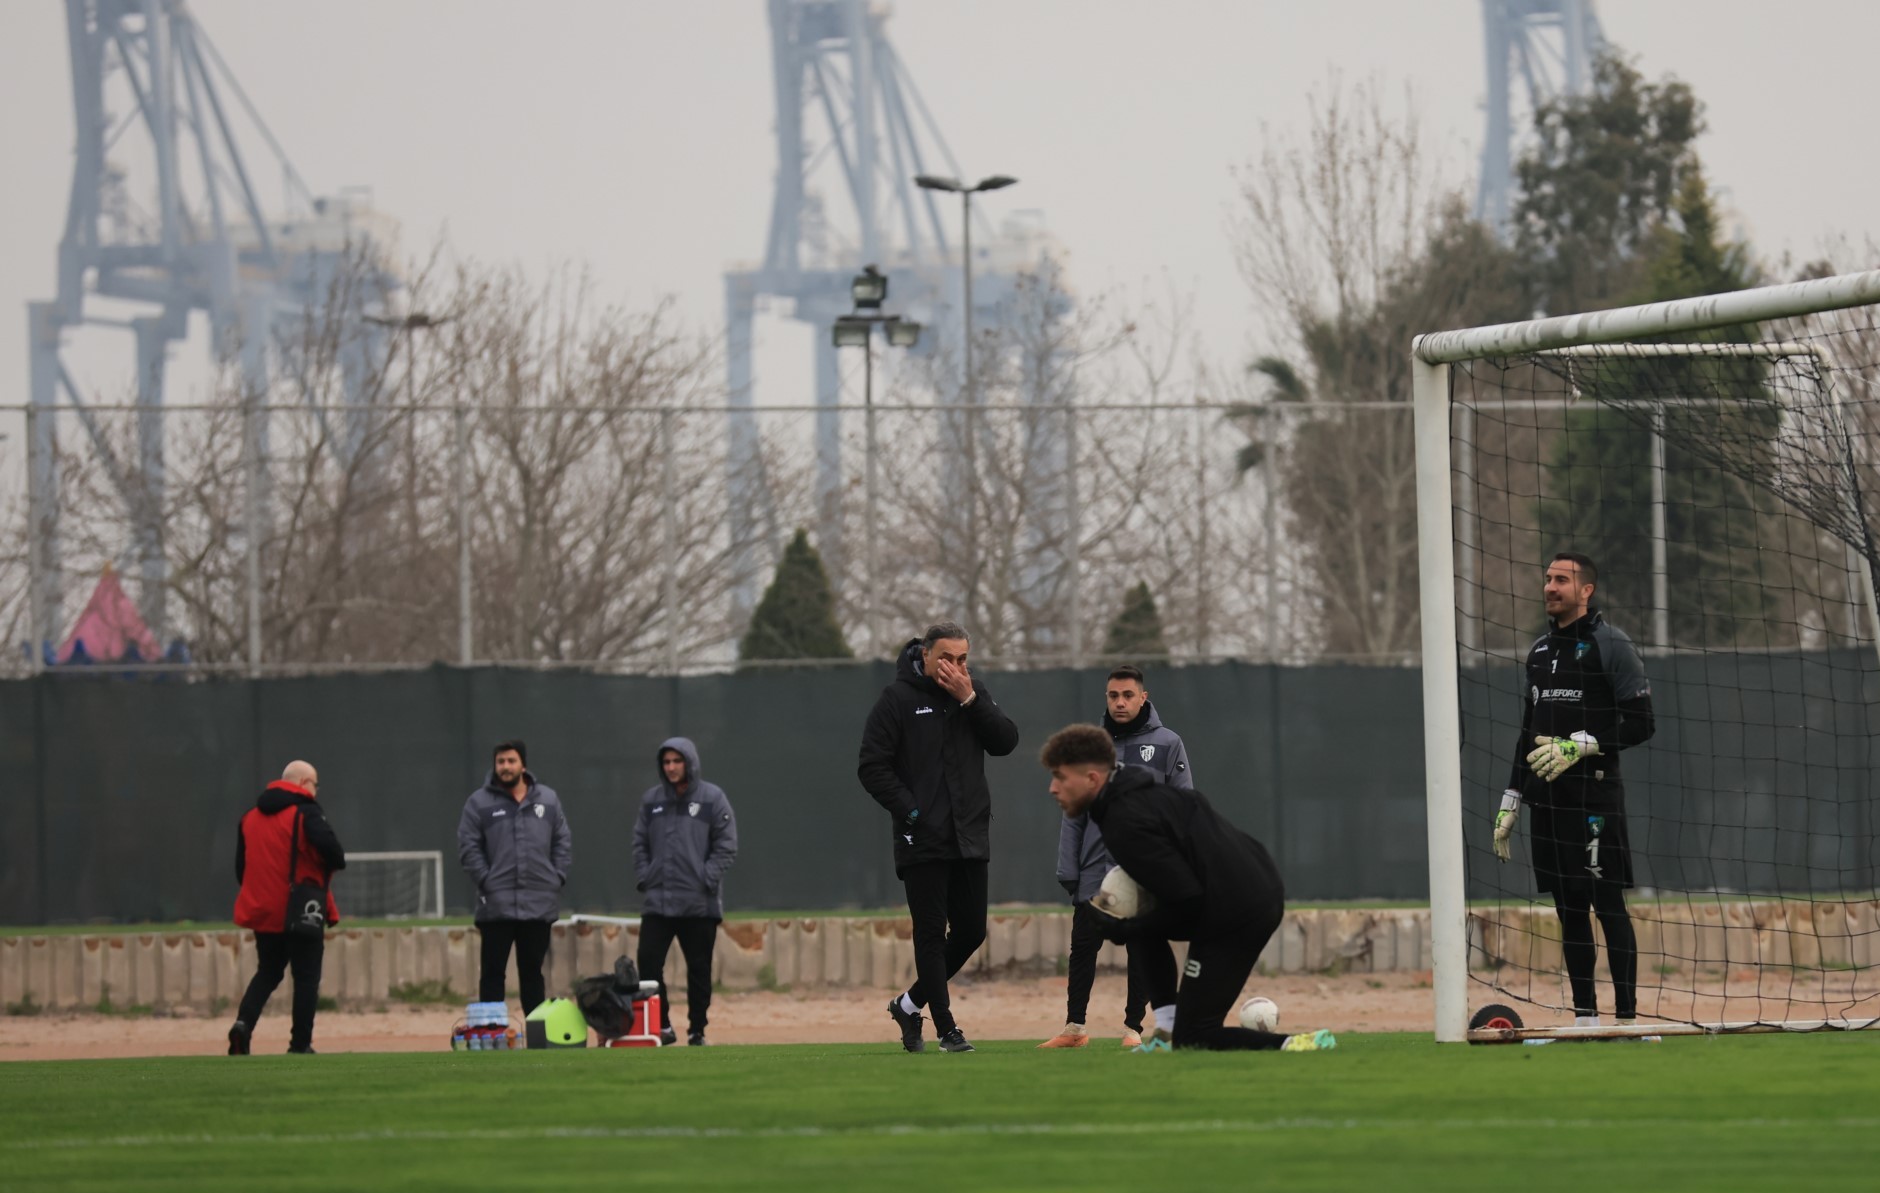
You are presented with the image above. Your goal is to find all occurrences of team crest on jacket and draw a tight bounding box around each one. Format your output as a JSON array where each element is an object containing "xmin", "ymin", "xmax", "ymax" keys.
[
  {"xmin": 534, "ymin": 804, "xmax": 545, "ymax": 818},
  {"xmin": 1139, "ymin": 745, "xmax": 1156, "ymax": 762},
  {"xmin": 688, "ymin": 802, "xmax": 700, "ymax": 817}
]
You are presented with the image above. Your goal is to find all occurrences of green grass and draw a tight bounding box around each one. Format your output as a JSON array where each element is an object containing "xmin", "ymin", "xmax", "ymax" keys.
[{"xmin": 2, "ymin": 1033, "xmax": 1876, "ymax": 1191}]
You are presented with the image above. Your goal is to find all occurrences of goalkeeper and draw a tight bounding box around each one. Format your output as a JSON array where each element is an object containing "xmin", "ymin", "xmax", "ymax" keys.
[{"xmin": 1495, "ymin": 552, "xmax": 1656, "ymax": 1026}]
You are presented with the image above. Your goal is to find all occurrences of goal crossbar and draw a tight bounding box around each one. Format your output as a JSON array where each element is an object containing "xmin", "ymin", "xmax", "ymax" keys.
[{"xmin": 1414, "ymin": 269, "xmax": 1880, "ymax": 363}]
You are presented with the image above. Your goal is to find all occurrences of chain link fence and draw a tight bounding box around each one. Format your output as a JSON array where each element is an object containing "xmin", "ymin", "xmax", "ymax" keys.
[{"xmin": 0, "ymin": 397, "xmax": 1420, "ymax": 676}]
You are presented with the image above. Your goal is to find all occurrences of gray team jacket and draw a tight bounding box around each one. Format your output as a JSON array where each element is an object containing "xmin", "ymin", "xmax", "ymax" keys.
[
  {"xmin": 633, "ymin": 737, "xmax": 739, "ymax": 919},
  {"xmin": 1056, "ymin": 703, "xmax": 1195, "ymax": 902},
  {"xmin": 457, "ymin": 771, "xmax": 573, "ymax": 923}
]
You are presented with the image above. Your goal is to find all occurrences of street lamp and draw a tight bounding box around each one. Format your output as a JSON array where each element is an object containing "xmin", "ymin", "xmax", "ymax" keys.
[
  {"xmin": 831, "ymin": 266, "xmax": 922, "ymax": 656},
  {"xmin": 914, "ymin": 173, "xmax": 1017, "ymax": 626}
]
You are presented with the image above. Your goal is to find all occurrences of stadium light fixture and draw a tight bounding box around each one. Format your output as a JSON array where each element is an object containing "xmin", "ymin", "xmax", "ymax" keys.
[
  {"xmin": 886, "ymin": 318, "xmax": 921, "ymax": 349},
  {"xmin": 851, "ymin": 265, "xmax": 888, "ymax": 311},
  {"xmin": 831, "ymin": 316, "xmax": 872, "ymax": 348}
]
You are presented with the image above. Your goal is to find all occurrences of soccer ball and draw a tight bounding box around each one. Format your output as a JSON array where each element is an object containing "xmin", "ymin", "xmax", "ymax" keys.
[
  {"xmin": 1238, "ymin": 996, "xmax": 1280, "ymax": 1033},
  {"xmin": 1091, "ymin": 866, "xmax": 1156, "ymax": 919}
]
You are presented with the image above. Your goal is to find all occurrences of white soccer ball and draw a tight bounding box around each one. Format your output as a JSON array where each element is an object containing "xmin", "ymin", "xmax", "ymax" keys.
[
  {"xmin": 1090, "ymin": 866, "xmax": 1156, "ymax": 919},
  {"xmin": 1238, "ymin": 996, "xmax": 1280, "ymax": 1033}
]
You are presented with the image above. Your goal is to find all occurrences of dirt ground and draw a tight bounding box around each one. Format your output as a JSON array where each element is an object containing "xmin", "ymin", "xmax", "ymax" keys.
[
  {"xmin": 8, "ymin": 967, "xmax": 1871, "ymax": 1059},
  {"xmin": 0, "ymin": 971, "xmax": 1437, "ymax": 1060}
]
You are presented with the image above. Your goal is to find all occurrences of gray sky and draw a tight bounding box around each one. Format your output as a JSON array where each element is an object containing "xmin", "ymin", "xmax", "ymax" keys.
[{"xmin": 2, "ymin": 0, "xmax": 1877, "ymax": 426}]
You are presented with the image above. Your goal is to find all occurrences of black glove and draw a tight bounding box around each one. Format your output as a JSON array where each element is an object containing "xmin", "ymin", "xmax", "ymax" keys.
[
  {"xmin": 1060, "ymin": 880, "xmax": 1078, "ymax": 899},
  {"xmin": 1096, "ymin": 915, "xmax": 1142, "ymax": 946}
]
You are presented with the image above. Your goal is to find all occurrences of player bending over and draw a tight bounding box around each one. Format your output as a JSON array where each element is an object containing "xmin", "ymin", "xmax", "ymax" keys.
[{"xmin": 1039, "ymin": 724, "xmax": 1334, "ymax": 1053}]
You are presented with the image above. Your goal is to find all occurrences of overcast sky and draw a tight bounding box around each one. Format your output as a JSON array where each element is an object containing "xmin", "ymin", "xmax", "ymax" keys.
[{"xmin": 3, "ymin": 0, "xmax": 1878, "ymax": 430}]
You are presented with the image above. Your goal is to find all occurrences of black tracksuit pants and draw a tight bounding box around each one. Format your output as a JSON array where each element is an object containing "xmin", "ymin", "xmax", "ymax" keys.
[
  {"xmin": 1066, "ymin": 901, "xmax": 1159, "ymax": 1031},
  {"xmin": 637, "ymin": 914, "xmax": 720, "ymax": 1036},
  {"xmin": 478, "ymin": 919, "xmax": 552, "ymax": 1013},
  {"xmin": 1144, "ymin": 907, "xmax": 1287, "ymax": 1051},
  {"xmin": 901, "ymin": 858, "xmax": 989, "ymax": 1035},
  {"xmin": 237, "ymin": 931, "xmax": 325, "ymax": 1051}
]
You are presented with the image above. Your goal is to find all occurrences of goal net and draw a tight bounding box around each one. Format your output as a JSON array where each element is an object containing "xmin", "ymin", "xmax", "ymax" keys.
[
  {"xmin": 337, "ymin": 851, "xmax": 447, "ymax": 919},
  {"xmin": 1414, "ymin": 271, "xmax": 1880, "ymax": 1042}
]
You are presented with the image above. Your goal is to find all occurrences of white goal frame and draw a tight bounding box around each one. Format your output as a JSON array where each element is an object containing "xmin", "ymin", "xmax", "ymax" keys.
[
  {"xmin": 1412, "ymin": 267, "xmax": 1880, "ymax": 1042},
  {"xmin": 344, "ymin": 850, "xmax": 447, "ymax": 919}
]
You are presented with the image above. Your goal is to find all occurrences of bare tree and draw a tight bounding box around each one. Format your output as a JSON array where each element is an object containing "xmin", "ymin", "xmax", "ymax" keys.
[{"xmin": 1228, "ymin": 77, "xmax": 1528, "ymax": 658}]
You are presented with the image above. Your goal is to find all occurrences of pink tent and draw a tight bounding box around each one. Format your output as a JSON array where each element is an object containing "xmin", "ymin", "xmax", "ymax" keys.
[{"xmin": 57, "ymin": 565, "xmax": 160, "ymax": 664}]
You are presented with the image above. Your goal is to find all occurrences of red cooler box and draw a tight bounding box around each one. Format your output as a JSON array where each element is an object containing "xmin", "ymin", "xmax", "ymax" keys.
[{"xmin": 602, "ymin": 992, "xmax": 665, "ymax": 1048}]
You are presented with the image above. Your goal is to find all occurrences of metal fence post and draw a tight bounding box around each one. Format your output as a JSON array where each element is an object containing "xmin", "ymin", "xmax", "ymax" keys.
[
  {"xmin": 1066, "ymin": 402, "xmax": 1082, "ymax": 668},
  {"xmin": 1194, "ymin": 401, "xmax": 1210, "ymax": 658},
  {"xmin": 24, "ymin": 401, "xmax": 45, "ymax": 675},
  {"xmin": 243, "ymin": 390, "xmax": 261, "ymax": 676},
  {"xmin": 456, "ymin": 399, "xmax": 472, "ymax": 666},
  {"xmin": 662, "ymin": 409, "xmax": 681, "ymax": 674},
  {"xmin": 1263, "ymin": 401, "xmax": 1279, "ymax": 662},
  {"xmin": 864, "ymin": 366, "xmax": 881, "ymax": 657}
]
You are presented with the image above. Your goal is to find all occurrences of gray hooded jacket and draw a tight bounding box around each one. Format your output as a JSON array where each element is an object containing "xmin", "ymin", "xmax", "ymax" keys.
[
  {"xmin": 457, "ymin": 771, "xmax": 573, "ymax": 922},
  {"xmin": 633, "ymin": 737, "xmax": 738, "ymax": 919},
  {"xmin": 1056, "ymin": 701, "xmax": 1194, "ymax": 902}
]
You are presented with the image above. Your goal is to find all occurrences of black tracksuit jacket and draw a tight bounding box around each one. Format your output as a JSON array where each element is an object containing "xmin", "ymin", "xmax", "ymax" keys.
[
  {"xmin": 858, "ymin": 639, "xmax": 1021, "ymax": 875},
  {"xmin": 1088, "ymin": 765, "xmax": 1283, "ymax": 942}
]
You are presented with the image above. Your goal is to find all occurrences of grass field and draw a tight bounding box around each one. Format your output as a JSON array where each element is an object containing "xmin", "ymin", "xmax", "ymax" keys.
[{"xmin": 3, "ymin": 1033, "xmax": 1876, "ymax": 1191}]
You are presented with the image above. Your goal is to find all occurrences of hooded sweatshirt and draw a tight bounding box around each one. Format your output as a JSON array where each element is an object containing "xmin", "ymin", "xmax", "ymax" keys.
[
  {"xmin": 234, "ymin": 780, "xmax": 345, "ymax": 932},
  {"xmin": 457, "ymin": 768, "xmax": 573, "ymax": 922},
  {"xmin": 633, "ymin": 737, "xmax": 739, "ymax": 919},
  {"xmin": 1056, "ymin": 700, "xmax": 1196, "ymax": 902}
]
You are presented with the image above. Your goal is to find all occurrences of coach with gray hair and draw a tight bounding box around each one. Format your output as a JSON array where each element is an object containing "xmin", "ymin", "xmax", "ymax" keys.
[{"xmin": 860, "ymin": 621, "xmax": 1020, "ymax": 1054}]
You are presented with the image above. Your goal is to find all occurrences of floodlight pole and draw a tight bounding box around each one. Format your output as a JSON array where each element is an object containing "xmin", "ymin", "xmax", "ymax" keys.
[
  {"xmin": 917, "ymin": 174, "xmax": 1017, "ymax": 629},
  {"xmin": 834, "ymin": 269, "xmax": 920, "ymax": 657}
]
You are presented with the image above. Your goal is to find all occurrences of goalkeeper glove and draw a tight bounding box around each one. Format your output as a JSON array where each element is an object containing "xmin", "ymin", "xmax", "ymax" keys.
[
  {"xmin": 1527, "ymin": 732, "xmax": 1599, "ymax": 782},
  {"xmin": 1492, "ymin": 789, "xmax": 1521, "ymax": 863}
]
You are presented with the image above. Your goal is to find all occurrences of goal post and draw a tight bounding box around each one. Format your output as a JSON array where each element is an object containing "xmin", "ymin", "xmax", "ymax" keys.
[
  {"xmin": 340, "ymin": 851, "xmax": 447, "ymax": 919},
  {"xmin": 1414, "ymin": 268, "xmax": 1880, "ymax": 1043}
]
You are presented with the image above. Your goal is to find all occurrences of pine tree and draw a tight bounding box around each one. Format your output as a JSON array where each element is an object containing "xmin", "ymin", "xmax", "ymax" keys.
[
  {"xmin": 1103, "ymin": 582, "xmax": 1168, "ymax": 659},
  {"xmin": 738, "ymin": 529, "xmax": 853, "ymax": 664}
]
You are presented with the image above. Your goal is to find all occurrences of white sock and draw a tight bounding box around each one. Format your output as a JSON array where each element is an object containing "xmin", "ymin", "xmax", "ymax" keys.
[
  {"xmin": 1574, "ymin": 1015, "xmax": 1600, "ymax": 1027},
  {"xmin": 1153, "ymin": 1005, "xmax": 1176, "ymax": 1033},
  {"xmin": 898, "ymin": 993, "xmax": 918, "ymax": 1016}
]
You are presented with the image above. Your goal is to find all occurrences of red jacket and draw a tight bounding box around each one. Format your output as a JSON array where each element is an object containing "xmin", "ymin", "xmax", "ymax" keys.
[{"xmin": 233, "ymin": 781, "xmax": 346, "ymax": 932}]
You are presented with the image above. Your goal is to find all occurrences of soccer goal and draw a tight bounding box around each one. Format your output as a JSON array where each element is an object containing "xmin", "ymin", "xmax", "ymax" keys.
[
  {"xmin": 339, "ymin": 851, "xmax": 447, "ymax": 919},
  {"xmin": 1414, "ymin": 270, "xmax": 1880, "ymax": 1043}
]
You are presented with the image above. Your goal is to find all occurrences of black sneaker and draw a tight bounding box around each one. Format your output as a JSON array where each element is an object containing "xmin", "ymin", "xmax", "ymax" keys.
[
  {"xmin": 286, "ymin": 1045, "xmax": 317, "ymax": 1054},
  {"xmin": 226, "ymin": 1021, "xmax": 251, "ymax": 1056},
  {"xmin": 937, "ymin": 1028, "xmax": 975, "ymax": 1053},
  {"xmin": 659, "ymin": 1027, "xmax": 677, "ymax": 1047},
  {"xmin": 687, "ymin": 1031, "xmax": 708, "ymax": 1046},
  {"xmin": 888, "ymin": 998, "xmax": 925, "ymax": 1053}
]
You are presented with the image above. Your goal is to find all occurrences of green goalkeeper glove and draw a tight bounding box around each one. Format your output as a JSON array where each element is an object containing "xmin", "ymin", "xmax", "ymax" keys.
[
  {"xmin": 1526, "ymin": 732, "xmax": 1599, "ymax": 782},
  {"xmin": 1493, "ymin": 789, "xmax": 1520, "ymax": 863}
]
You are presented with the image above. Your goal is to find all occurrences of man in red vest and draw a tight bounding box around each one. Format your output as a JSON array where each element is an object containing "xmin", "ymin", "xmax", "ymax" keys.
[{"xmin": 229, "ymin": 760, "xmax": 346, "ymax": 1055}]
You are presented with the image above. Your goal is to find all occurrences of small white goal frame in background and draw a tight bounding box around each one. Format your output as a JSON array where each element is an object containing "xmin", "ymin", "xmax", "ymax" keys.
[
  {"xmin": 342, "ymin": 850, "xmax": 447, "ymax": 919},
  {"xmin": 1411, "ymin": 267, "xmax": 1880, "ymax": 1043}
]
